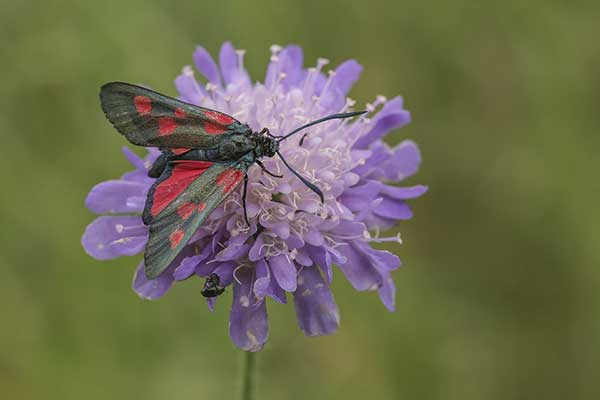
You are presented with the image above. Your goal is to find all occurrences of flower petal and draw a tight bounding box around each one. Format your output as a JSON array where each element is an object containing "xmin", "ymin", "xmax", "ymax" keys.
[
  {"xmin": 85, "ymin": 180, "xmax": 148, "ymax": 214},
  {"xmin": 229, "ymin": 268, "xmax": 268, "ymax": 352},
  {"xmin": 218, "ymin": 41, "xmax": 250, "ymax": 87},
  {"xmin": 121, "ymin": 148, "xmax": 158, "ymax": 183},
  {"xmin": 219, "ymin": 42, "xmax": 237, "ymax": 85},
  {"xmin": 248, "ymin": 233, "xmax": 265, "ymax": 262},
  {"xmin": 380, "ymin": 184, "xmax": 428, "ymax": 200},
  {"xmin": 373, "ymin": 198, "xmax": 413, "ymax": 220},
  {"xmin": 132, "ymin": 261, "xmax": 174, "ymax": 300},
  {"xmin": 254, "ymin": 259, "xmax": 287, "ymax": 303},
  {"xmin": 266, "ymin": 45, "xmax": 305, "ymax": 89},
  {"xmin": 351, "ymin": 142, "xmax": 389, "ymax": 179},
  {"xmin": 330, "ymin": 220, "xmax": 368, "ymax": 238},
  {"xmin": 268, "ymin": 254, "xmax": 297, "ymax": 292},
  {"xmin": 336, "ymin": 242, "xmax": 381, "ymax": 291},
  {"xmin": 281, "ymin": 45, "xmax": 305, "ymax": 89},
  {"xmin": 175, "ymin": 66, "xmax": 206, "ymax": 104},
  {"xmin": 352, "ymin": 241, "xmax": 399, "ymax": 311},
  {"xmin": 213, "ymin": 261, "xmax": 236, "ymax": 286},
  {"xmin": 193, "ymin": 46, "xmax": 220, "ymax": 85},
  {"xmin": 354, "ymin": 240, "xmax": 401, "ymax": 272},
  {"xmin": 294, "ymin": 249, "xmax": 313, "ymax": 266},
  {"xmin": 122, "ymin": 146, "xmax": 146, "ymax": 170},
  {"xmin": 173, "ymin": 254, "xmax": 205, "ymax": 281},
  {"xmin": 304, "ymin": 227, "xmax": 324, "ymax": 246},
  {"xmin": 386, "ymin": 140, "xmax": 422, "ymax": 181},
  {"xmin": 306, "ymin": 246, "xmax": 333, "ymax": 284},
  {"xmin": 82, "ymin": 216, "xmax": 147, "ymax": 260},
  {"xmin": 338, "ymin": 180, "xmax": 382, "ymax": 211},
  {"xmin": 332, "ymin": 60, "xmax": 362, "ymax": 95},
  {"xmin": 215, "ymin": 244, "xmax": 250, "ymax": 261},
  {"xmin": 355, "ymin": 110, "xmax": 411, "ymax": 149},
  {"xmin": 378, "ymin": 272, "xmax": 396, "ymax": 312},
  {"xmin": 293, "ymin": 266, "xmax": 340, "ymax": 336}
]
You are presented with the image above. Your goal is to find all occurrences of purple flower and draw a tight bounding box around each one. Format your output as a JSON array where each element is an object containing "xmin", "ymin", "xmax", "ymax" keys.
[{"xmin": 83, "ymin": 43, "xmax": 426, "ymax": 351}]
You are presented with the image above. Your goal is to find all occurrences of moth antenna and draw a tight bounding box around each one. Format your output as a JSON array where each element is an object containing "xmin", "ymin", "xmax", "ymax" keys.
[
  {"xmin": 276, "ymin": 151, "xmax": 324, "ymax": 203},
  {"xmin": 277, "ymin": 111, "xmax": 366, "ymax": 142}
]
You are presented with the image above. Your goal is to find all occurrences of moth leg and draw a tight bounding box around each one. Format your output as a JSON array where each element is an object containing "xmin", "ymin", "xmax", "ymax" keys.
[
  {"xmin": 242, "ymin": 173, "xmax": 250, "ymax": 226},
  {"xmin": 256, "ymin": 159, "xmax": 283, "ymax": 178}
]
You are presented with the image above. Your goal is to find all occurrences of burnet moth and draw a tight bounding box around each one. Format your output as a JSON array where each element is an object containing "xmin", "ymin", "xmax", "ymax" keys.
[{"xmin": 100, "ymin": 82, "xmax": 365, "ymax": 288}]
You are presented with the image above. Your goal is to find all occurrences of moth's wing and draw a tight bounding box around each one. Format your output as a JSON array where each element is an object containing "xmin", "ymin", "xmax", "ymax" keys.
[
  {"xmin": 100, "ymin": 82, "xmax": 251, "ymax": 149},
  {"xmin": 142, "ymin": 160, "xmax": 247, "ymax": 278}
]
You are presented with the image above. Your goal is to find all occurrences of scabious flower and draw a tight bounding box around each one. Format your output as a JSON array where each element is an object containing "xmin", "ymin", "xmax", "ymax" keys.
[{"xmin": 83, "ymin": 42, "xmax": 426, "ymax": 351}]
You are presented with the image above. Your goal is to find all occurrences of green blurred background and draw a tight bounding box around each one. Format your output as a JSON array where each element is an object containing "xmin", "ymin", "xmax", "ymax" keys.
[{"xmin": 2, "ymin": 0, "xmax": 599, "ymax": 399}]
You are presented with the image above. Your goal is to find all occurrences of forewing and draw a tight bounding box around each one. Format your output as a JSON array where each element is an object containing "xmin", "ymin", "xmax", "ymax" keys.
[
  {"xmin": 100, "ymin": 82, "xmax": 250, "ymax": 149},
  {"xmin": 143, "ymin": 161, "xmax": 247, "ymax": 278}
]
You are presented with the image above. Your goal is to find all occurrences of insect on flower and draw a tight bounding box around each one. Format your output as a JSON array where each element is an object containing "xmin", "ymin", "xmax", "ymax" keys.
[
  {"xmin": 99, "ymin": 82, "xmax": 365, "ymax": 281},
  {"xmin": 201, "ymin": 273, "xmax": 225, "ymax": 298},
  {"xmin": 83, "ymin": 43, "xmax": 426, "ymax": 351}
]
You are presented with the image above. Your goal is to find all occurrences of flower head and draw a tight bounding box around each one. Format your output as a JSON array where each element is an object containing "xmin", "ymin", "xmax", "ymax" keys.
[{"xmin": 83, "ymin": 43, "xmax": 426, "ymax": 351}]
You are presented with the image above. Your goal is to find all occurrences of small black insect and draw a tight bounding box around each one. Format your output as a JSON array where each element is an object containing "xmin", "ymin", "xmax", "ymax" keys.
[{"xmin": 201, "ymin": 273, "xmax": 225, "ymax": 298}]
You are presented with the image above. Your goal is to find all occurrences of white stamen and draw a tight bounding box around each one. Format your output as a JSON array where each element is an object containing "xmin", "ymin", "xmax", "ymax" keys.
[
  {"xmin": 270, "ymin": 44, "xmax": 282, "ymax": 55},
  {"xmin": 316, "ymin": 58, "xmax": 329, "ymax": 70},
  {"xmin": 318, "ymin": 70, "xmax": 336, "ymax": 102},
  {"xmin": 182, "ymin": 65, "xmax": 194, "ymax": 76},
  {"xmin": 233, "ymin": 264, "xmax": 245, "ymax": 285},
  {"xmin": 236, "ymin": 49, "xmax": 246, "ymax": 70},
  {"xmin": 368, "ymin": 233, "xmax": 403, "ymax": 244}
]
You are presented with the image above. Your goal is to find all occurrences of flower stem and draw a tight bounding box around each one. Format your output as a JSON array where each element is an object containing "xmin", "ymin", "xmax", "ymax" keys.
[{"xmin": 240, "ymin": 351, "xmax": 256, "ymax": 400}]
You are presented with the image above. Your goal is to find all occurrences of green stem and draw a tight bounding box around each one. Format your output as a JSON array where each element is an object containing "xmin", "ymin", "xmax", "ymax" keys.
[{"xmin": 240, "ymin": 351, "xmax": 256, "ymax": 400}]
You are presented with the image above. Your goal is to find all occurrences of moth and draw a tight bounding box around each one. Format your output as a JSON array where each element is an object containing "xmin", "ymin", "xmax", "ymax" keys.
[{"xmin": 100, "ymin": 82, "xmax": 364, "ymax": 281}]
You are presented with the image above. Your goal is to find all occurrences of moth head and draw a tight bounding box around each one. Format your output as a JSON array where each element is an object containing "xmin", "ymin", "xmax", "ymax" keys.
[
  {"xmin": 265, "ymin": 137, "xmax": 279, "ymax": 157},
  {"xmin": 255, "ymin": 132, "xmax": 279, "ymax": 157}
]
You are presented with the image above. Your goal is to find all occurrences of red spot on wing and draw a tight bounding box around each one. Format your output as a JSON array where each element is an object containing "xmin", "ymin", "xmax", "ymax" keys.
[
  {"xmin": 204, "ymin": 110, "xmax": 235, "ymax": 125},
  {"xmin": 174, "ymin": 108, "xmax": 186, "ymax": 118},
  {"xmin": 177, "ymin": 202, "xmax": 196, "ymax": 220},
  {"xmin": 197, "ymin": 203, "xmax": 206, "ymax": 212},
  {"xmin": 134, "ymin": 96, "xmax": 152, "ymax": 115},
  {"xmin": 204, "ymin": 121, "xmax": 227, "ymax": 134},
  {"xmin": 216, "ymin": 168, "xmax": 244, "ymax": 193},
  {"xmin": 171, "ymin": 148, "xmax": 189, "ymax": 155},
  {"xmin": 159, "ymin": 117, "xmax": 177, "ymax": 135},
  {"xmin": 169, "ymin": 229, "xmax": 185, "ymax": 248},
  {"xmin": 151, "ymin": 161, "xmax": 214, "ymax": 217},
  {"xmin": 202, "ymin": 110, "xmax": 234, "ymax": 135}
]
